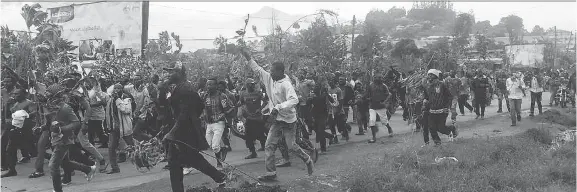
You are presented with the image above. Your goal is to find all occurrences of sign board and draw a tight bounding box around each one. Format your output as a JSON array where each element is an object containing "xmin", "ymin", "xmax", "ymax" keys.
[
  {"xmin": 505, "ymin": 44, "xmax": 545, "ymax": 67},
  {"xmin": 48, "ymin": 2, "xmax": 143, "ymax": 62}
]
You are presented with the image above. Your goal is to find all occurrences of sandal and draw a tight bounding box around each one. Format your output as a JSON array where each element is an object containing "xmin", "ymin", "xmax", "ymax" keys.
[{"xmin": 29, "ymin": 172, "xmax": 45, "ymax": 178}]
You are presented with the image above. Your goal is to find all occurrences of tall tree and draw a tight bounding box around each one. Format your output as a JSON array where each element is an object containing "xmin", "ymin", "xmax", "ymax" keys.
[
  {"xmin": 499, "ymin": 15, "xmax": 524, "ymax": 45},
  {"xmin": 531, "ymin": 25, "xmax": 545, "ymax": 36},
  {"xmin": 387, "ymin": 6, "xmax": 406, "ymax": 19},
  {"xmin": 453, "ymin": 13, "xmax": 475, "ymax": 48},
  {"xmin": 472, "ymin": 20, "xmax": 491, "ymax": 34},
  {"xmin": 364, "ymin": 9, "xmax": 394, "ymax": 35},
  {"xmin": 391, "ymin": 39, "xmax": 421, "ymax": 70},
  {"xmin": 474, "ymin": 33, "xmax": 490, "ymax": 60},
  {"xmin": 300, "ymin": 15, "xmax": 347, "ymax": 71}
]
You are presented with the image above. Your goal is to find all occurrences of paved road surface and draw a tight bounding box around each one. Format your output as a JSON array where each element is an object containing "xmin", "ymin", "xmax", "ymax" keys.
[{"xmin": 1, "ymin": 92, "xmax": 556, "ymax": 192}]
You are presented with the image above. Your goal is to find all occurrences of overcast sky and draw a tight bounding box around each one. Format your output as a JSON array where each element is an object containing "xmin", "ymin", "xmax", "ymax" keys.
[
  {"xmin": 2, "ymin": 2, "xmax": 575, "ymax": 32},
  {"xmin": 147, "ymin": 2, "xmax": 576, "ymax": 31}
]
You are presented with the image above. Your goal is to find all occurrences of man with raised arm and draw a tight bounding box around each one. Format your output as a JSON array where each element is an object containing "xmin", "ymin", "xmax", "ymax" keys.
[{"xmin": 240, "ymin": 48, "xmax": 314, "ymax": 182}]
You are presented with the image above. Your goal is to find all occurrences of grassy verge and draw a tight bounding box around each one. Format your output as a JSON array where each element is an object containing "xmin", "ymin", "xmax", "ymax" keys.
[{"xmin": 342, "ymin": 128, "xmax": 576, "ymax": 192}]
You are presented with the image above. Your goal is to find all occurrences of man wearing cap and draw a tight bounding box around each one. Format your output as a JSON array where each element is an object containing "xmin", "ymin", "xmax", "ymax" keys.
[
  {"xmin": 161, "ymin": 63, "xmax": 228, "ymax": 191},
  {"xmin": 423, "ymin": 69, "xmax": 453, "ymax": 146},
  {"xmin": 238, "ymin": 78, "xmax": 267, "ymax": 159},
  {"xmin": 240, "ymin": 48, "xmax": 314, "ymax": 181}
]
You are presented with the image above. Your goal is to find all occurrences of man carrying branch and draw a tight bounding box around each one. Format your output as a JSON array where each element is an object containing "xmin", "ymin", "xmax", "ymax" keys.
[{"xmin": 240, "ymin": 48, "xmax": 314, "ymax": 182}]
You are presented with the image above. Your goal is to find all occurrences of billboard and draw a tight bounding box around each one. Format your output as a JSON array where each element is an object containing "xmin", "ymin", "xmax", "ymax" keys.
[
  {"xmin": 48, "ymin": 2, "xmax": 143, "ymax": 62},
  {"xmin": 505, "ymin": 44, "xmax": 546, "ymax": 67}
]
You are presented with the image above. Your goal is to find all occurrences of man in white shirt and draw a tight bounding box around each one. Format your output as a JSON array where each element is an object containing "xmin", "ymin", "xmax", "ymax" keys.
[
  {"xmin": 240, "ymin": 48, "xmax": 314, "ymax": 182},
  {"xmin": 528, "ymin": 68, "xmax": 544, "ymax": 116},
  {"xmin": 506, "ymin": 72, "xmax": 526, "ymax": 126}
]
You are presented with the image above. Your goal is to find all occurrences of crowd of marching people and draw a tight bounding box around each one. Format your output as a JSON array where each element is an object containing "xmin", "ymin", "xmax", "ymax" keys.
[{"xmin": 1, "ymin": 48, "xmax": 575, "ymax": 191}]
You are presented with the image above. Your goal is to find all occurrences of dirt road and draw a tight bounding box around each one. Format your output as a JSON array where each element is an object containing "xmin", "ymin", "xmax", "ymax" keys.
[{"xmin": 112, "ymin": 98, "xmax": 566, "ymax": 192}]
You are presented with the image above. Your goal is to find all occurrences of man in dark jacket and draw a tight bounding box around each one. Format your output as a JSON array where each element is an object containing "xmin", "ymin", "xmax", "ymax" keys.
[
  {"xmin": 495, "ymin": 73, "xmax": 509, "ymax": 113},
  {"xmin": 384, "ymin": 65, "xmax": 402, "ymax": 120},
  {"xmin": 471, "ymin": 70, "xmax": 490, "ymax": 119},
  {"xmin": 338, "ymin": 76, "xmax": 354, "ymax": 134},
  {"xmin": 423, "ymin": 69, "xmax": 453, "ymax": 146},
  {"xmin": 365, "ymin": 75, "xmax": 393, "ymax": 143},
  {"xmin": 162, "ymin": 62, "xmax": 227, "ymax": 192}
]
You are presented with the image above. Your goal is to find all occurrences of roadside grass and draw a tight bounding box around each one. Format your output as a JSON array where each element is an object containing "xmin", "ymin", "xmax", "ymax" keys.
[{"xmin": 342, "ymin": 128, "xmax": 576, "ymax": 192}]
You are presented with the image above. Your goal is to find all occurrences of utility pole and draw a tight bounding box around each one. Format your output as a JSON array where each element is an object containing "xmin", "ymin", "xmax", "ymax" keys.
[
  {"xmin": 351, "ymin": 15, "xmax": 356, "ymax": 62},
  {"xmin": 141, "ymin": 1, "xmax": 149, "ymax": 60},
  {"xmin": 553, "ymin": 26, "xmax": 557, "ymax": 68}
]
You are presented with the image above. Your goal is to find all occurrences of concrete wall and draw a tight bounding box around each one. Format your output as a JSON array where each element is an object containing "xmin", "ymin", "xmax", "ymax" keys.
[{"xmin": 505, "ymin": 44, "xmax": 545, "ymax": 67}]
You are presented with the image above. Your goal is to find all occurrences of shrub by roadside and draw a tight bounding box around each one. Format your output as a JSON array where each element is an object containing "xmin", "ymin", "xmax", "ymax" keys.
[{"xmin": 342, "ymin": 128, "xmax": 576, "ymax": 192}]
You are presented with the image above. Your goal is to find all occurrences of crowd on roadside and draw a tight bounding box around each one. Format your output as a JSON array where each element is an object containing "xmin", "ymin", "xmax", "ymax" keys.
[{"xmin": 1, "ymin": 54, "xmax": 575, "ymax": 191}]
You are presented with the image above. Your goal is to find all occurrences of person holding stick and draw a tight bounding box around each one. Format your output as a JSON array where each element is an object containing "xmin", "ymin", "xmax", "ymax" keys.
[
  {"xmin": 240, "ymin": 48, "xmax": 314, "ymax": 182},
  {"xmin": 161, "ymin": 62, "xmax": 227, "ymax": 191}
]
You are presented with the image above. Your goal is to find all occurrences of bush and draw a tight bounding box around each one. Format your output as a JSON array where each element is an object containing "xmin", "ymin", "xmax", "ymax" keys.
[
  {"xmin": 341, "ymin": 129, "xmax": 576, "ymax": 192},
  {"xmin": 523, "ymin": 128, "xmax": 554, "ymax": 145}
]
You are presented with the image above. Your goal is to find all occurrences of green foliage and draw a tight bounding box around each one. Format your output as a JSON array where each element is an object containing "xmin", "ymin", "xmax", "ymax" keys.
[
  {"xmin": 387, "ymin": 6, "xmax": 406, "ymax": 19},
  {"xmin": 473, "ymin": 20, "xmax": 492, "ymax": 34},
  {"xmin": 453, "ymin": 13, "xmax": 474, "ymax": 48},
  {"xmin": 1, "ymin": 26, "xmax": 35, "ymax": 77},
  {"xmin": 391, "ymin": 39, "xmax": 420, "ymax": 60},
  {"xmin": 475, "ymin": 33, "xmax": 490, "ymax": 60},
  {"xmin": 499, "ymin": 15, "xmax": 525, "ymax": 45},
  {"xmin": 20, "ymin": 3, "xmax": 47, "ymax": 32},
  {"xmin": 531, "ymin": 25, "xmax": 545, "ymax": 36},
  {"xmin": 342, "ymin": 128, "xmax": 576, "ymax": 192},
  {"xmin": 407, "ymin": 2, "xmax": 456, "ymax": 26},
  {"xmin": 364, "ymin": 9, "xmax": 393, "ymax": 35}
]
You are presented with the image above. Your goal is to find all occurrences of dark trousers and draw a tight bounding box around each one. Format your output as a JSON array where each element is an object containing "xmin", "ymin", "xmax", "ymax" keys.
[
  {"xmin": 1, "ymin": 128, "xmax": 9, "ymax": 169},
  {"xmin": 49, "ymin": 144, "xmax": 91, "ymax": 192},
  {"xmin": 108, "ymin": 129, "xmax": 135, "ymax": 170},
  {"xmin": 458, "ymin": 94, "xmax": 474, "ymax": 114},
  {"xmin": 530, "ymin": 92, "xmax": 543, "ymax": 114},
  {"xmin": 423, "ymin": 112, "xmax": 448, "ymax": 144},
  {"xmin": 87, "ymin": 120, "xmax": 107, "ymax": 145},
  {"xmin": 343, "ymin": 105, "xmax": 350, "ymax": 122},
  {"xmin": 223, "ymin": 117, "xmax": 232, "ymax": 148},
  {"xmin": 168, "ymin": 143, "xmax": 225, "ymax": 192},
  {"xmin": 474, "ymin": 95, "xmax": 486, "ymax": 116},
  {"xmin": 408, "ymin": 102, "xmax": 423, "ymax": 130},
  {"xmin": 298, "ymin": 105, "xmax": 314, "ymax": 133},
  {"xmin": 328, "ymin": 113, "xmax": 348, "ymax": 137},
  {"xmin": 20, "ymin": 120, "xmax": 37, "ymax": 158},
  {"xmin": 133, "ymin": 118, "xmax": 152, "ymax": 141},
  {"xmin": 69, "ymin": 143, "xmax": 94, "ymax": 166},
  {"xmin": 498, "ymin": 96, "xmax": 510, "ymax": 112},
  {"xmin": 313, "ymin": 115, "xmax": 329, "ymax": 151},
  {"xmin": 356, "ymin": 107, "xmax": 368, "ymax": 133},
  {"xmin": 3, "ymin": 120, "xmax": 36, "ymax": 170},
  {"xmin": 4, "ymin": 129, "xmax": 23, "ymax": 170},
  {"xmin": 245, "ymin": 119, "xmax": 266, "ymax": 153},
  {"xmin": 35, "ymin": 130, "xmax": 51, "ymax": 173},
  {"xmin": 509, "ymin": 99, "xmax": 522, "ymax": 125}
]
